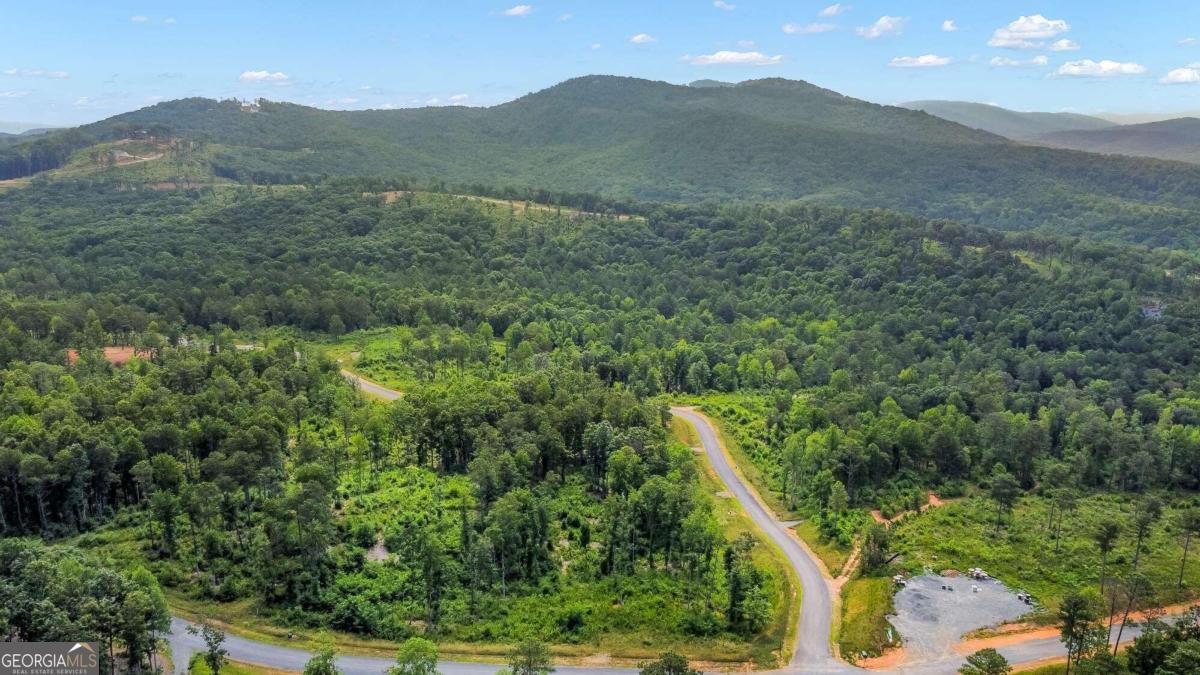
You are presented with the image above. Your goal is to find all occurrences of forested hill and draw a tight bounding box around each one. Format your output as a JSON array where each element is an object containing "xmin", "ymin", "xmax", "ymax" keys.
[
  {"xmin": 1036, "ymin": 117, "xmax": 1200, "ymax": 165},
  {"xmin": 6, "ymin": 75, "xmax": 1200, "ymax": 248},
  {"xmin": 5, "ymin": 180, "xmax": 1200, "ymax": 649}
]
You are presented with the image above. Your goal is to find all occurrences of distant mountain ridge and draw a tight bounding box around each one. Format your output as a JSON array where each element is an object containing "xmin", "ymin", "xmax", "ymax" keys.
[
  {"xmin": 902, "ymin": 100, "xmax": 1116, "ymax": 140},
  {"xmin": 1036, "ymin": 118, "xmax": 1200, "ymax": 164},
  {"xmin": 6, "ymin": 75, "xmax": 1200, "ymax": 247}
]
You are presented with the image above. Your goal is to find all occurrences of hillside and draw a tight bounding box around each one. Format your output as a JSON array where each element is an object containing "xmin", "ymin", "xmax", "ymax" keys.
[
  {"xmin": 6, "ymin": 76, "xmax": 1200, "ymax": 247},
  {"xmin": 902, "ymin": 100, "xmax": 1116, "ymax": 140},
  {"xmin": 1035, "ymin": 117, "xmax": 1200, "ymax": 164}
]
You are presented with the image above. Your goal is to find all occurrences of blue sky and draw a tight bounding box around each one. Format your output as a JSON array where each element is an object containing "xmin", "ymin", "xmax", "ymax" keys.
[{"xmin": 2, "ymin": 1, "xmax": 1199, "ymax": 127}]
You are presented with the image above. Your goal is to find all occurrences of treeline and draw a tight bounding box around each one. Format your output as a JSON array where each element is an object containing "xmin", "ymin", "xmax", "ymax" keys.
[
  {"xmin": 7, "ymin": 178, "xmax": 1200, "ymax": 509},
  {"xmin": 0, "ymin": 129, "xmax": 96, "ymax": 180},
  {"xmin": 0, "ymin": 538, "xmax": 170, "ymax": 673},
  {"xmin": 5, "ymin": 182, "xmax": 1199, "ymax": 502}
]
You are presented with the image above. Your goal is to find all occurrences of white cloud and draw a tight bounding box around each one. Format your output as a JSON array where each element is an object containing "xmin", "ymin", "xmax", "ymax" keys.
[
  {"xmin": 713, "ymin": 0, "xmax": 736, "ymax": 10},
  {"xmin": 0, "ymin": 90, "xmax": 30, "ymax": 98},
  {"xmin": 990, "ymin": 55, "xmax": 1049, "ymax": 67},
  {"xmin": 163, "ymin": 17, "xmax": 176, "ymax": 25},
  {"xmin": 683, "ymin": 50, "xmax": 784, "ymax": 66},
  {"xmin": 558, "ymin": 13, "xmax": 571, "ymax": 21},
  {"xmin": 889, "ymin": 54, "xmax": 952, "ymax": 68},
  {"xmin": 360, "ymin": 85, "xmax": 374, "ymax": 91},
  {"xmin": 3, "ymin": 67, "xmax": 69, "ymax": 79},
  {"xmin": 1057, "ymin": 59, "xmax": 1146, "ymax": 77},
  {"xmin": 630, "ymin": 33, "xmax": 656, "ymax": 44},
  {"xmin": 1049, "ymin": 39, "xmax": 1080, "ymax": 51},
  {"xmin": 330, "ymin": 97, "xmax": 360, "ymax": 105},
  {"xmin": 239, "ymin": 70, "xmax": 290, "ymax": 83},
  {"xmin": 449, "ymin": 93, "xmax": 470, "ymax": 102},
  {"xmin": 989, "ymin": 14, "xmax": 1070, "ymax": 49},
  {"xmin": 73, "ymin": 95, "xmax": 110, "ymax": 109},
  {"xmin": 590, "ymin": 43, "xmax": 602, "ymax": 50},
  {"xmin": 130, "ymin": 15, "xmax": 149, "ymax": 23},
  {"xmin": 783, "ymin": 22, "xmax": 836, "ymax": 35},
  {"xmin": 1162, "ymin": 63, "xmax": 1200, "ymax": 84},
  {"xmin": 1180, "ymin": 37, "xmax": 1198, "ymax": 46},
  {"xmin": 819, "ymin": 4, "xmax": 849, "ymax": 17},
  {"xmin": 942, "ymin": 20, "xmax": 958, "ymax": 33},
  {"xmin": 425, "ymin": 97, "xmax": 441, "ymax": 105},
  {"xmin": 737, "ymin": 40, "xmax": 756, "ymax": 48},
  {"xmin": 857, "ymin": 16, "xmax": 907, "ymax": 39},
  {"xmin": 503, "ymin": 5, "xmax": 532, "ymax": 17}
]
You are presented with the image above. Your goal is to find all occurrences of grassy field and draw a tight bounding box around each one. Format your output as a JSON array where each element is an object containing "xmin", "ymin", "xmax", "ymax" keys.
[
  {"xmin": 894, "ymin": 493, "xmax": 1200, "ymax": 613},
  {"xmin": 837, "ymin": 576, "xmax": 899, "ymax": 663}
]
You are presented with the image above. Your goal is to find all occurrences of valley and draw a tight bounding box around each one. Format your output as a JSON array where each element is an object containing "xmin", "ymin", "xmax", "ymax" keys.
[{"xmin": 4, "ymin": 6, "xmax": 1200, "ymax": 670}]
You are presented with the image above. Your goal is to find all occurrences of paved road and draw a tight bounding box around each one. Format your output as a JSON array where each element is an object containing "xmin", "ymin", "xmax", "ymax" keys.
[
  {"xmin": 671, "ymin": 408, "xmax": 841, "ymax": 671},
  {"xmin": 165, "ymin": 403, "xmax": 1106, "ymax": 674},
  {"xmin": 166, "ymin": 617, "xmax": 630, "ymax": 675},
  {"xmin": 341, "ymin": 370, "xmax": 403, "ymax": 401}
]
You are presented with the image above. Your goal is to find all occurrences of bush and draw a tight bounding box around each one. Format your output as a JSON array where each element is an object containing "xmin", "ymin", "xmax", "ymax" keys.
[{"xmin": 681, "ymin": 609, "xmax": 723, "ymax": 637}]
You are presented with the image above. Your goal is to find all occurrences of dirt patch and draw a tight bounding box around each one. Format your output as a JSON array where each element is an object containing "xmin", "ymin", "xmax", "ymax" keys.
[
  {"xmin": 857, "ymin": 645, "xmax": 906, "ymax": 670},
  {"xmin": 146, "ymin": 181, "xmax": 210, "ymax": 190},
  {"xmin": 833, "ymin": 543, "xmax": 862, "ymax": 591},
  {"xmin": 871, "ymin": 491, "xmax": 951, "ymax": 525},
  {"xmin": 957, "ymin": 601, "xmax": 1200, "ymax": 654},
  {"xmin": 365, "ymin": 535, "xmax": 390, "ymax": 563}
]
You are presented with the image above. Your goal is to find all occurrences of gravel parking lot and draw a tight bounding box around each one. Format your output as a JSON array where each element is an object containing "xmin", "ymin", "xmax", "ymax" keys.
[{"xmin": 890, "ymin": 574, "xmax": 1033, "ymax": 661}]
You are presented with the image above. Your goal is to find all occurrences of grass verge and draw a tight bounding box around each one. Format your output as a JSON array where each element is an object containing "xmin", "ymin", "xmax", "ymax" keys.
[{"xmin": 837, "ymin": 576, "xmax": 899, "ymax": 663}]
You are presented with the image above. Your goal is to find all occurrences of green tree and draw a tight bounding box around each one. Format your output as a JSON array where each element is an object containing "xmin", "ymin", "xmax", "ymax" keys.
[
  {"xmin": 959, "ymin": 648, "xmax": 1011, "ymax": 675},
  {"xmin": 1058, "ymin": 590, "xmax": 1103, "ymax": 675},
  {"xmin": 388, "ymin": 638, "xmax": 439, "ymax": 675},
  {"xmin": 989, "ymin": 466, "xmax": 1020, "ymax": 533},
  {"xmin": 638, "ymin": 652, "xmax": 699, "ymax": 675},
  {"xmin": 1159, "ymin": 640, "xmax": 1200, "ymax": 675},
  {"xmin": 1178, "ymin": 509, "xmax": 1200, "ymax": 589},
  {"xmin": 187, "ymin": 620, "xmax": 228, "ymax": 675},
  {"xmin": 508, "ymin": 640, "xmax": 553, "ymax": 675},
  {"xmin": 1131, "ymin": 496, "xmax": 1163, "ymax": 571},
  {"xmin": 303, "ymin": 647, "xmax": 340, "ymax": 675},
  {"xmin": 862, "ymin": 523, "xmax": 893, "ymax": 571},
  {"xmin": 1093, "ymin": 520, "xmax": 1121, "ymax": 594}
]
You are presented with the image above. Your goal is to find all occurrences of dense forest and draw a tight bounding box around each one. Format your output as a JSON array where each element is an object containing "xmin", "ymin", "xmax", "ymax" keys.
[
  {"xmin": 7, "ymin": 77, "xmax": 1200, "ymax": 247},
  {"xmin": 3, "ymin": 176, "xmax": 1200, "ymax": 658}
]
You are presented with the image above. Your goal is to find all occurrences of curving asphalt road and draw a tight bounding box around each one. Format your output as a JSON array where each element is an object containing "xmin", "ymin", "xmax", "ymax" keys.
[
  {"xmin": 341, "ymin": 370, "xmax": 403, "ymax": 401},
  {"xmin": 165, "ymin": 399, "xmax": 1112, "ymax": 675},
  {"xmin": 671, "ymin": 408, "xmax": 841, "ymax": 671}
]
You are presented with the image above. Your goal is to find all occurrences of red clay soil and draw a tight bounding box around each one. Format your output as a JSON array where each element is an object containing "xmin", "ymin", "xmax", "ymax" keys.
[
  {"xmin": 858, "ymin": 646, "xmax": 907, "ymax": 671},
  {"xmin": 955, "ymin": 602, "xmax": 1199, "ymax": 655},
  {"xmin": 871, "ymin": 492, "xmax": 949, "ymax": 525},
  {"xmin": 66, "ymin": 346, "xmax": 152, "ymax": 366}
]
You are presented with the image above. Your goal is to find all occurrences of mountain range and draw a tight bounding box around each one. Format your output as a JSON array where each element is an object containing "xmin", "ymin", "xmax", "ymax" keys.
[
  {"xmin": 900, "ymin": 100, "xmax": 1117, "ymax": 141},
  {"xmin": 904, "ymin": 100, "xmax": 1200, "ymax": 165},
  {"xmin": 4, "ymin": 75, "xmax": 1200, "ymax": 247}
]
